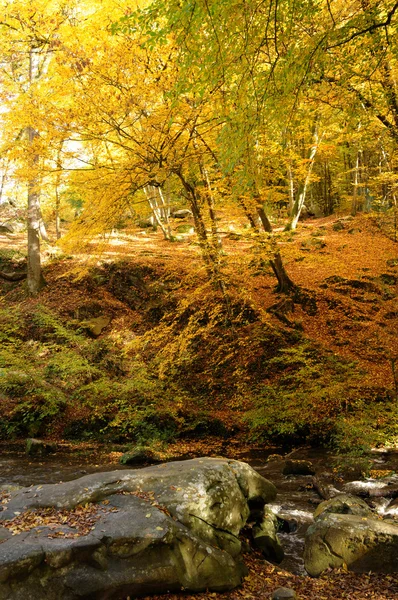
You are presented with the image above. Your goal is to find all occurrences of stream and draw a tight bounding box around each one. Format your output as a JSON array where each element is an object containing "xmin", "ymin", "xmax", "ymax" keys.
[{"xmin": 1, "ymin": 444, "xmax": 398, "ymax": 576}]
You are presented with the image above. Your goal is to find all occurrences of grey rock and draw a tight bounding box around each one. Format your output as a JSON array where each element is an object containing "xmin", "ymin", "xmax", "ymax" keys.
[
  {"xmin": 332, "ymin": 221, "xmax": 345, "ymax": 231},
  {"xmin": 304, "ymin": 513, "xmax": 398, "ymax": 576},
  {"xmin": 313, "ymin": 494, "xmax": 372, "ymax": 520},
  {"xmin": 0, "ymin": 223, "xmax": 14, "ymax": 234},
  {"xmin": 252, "ymin": 508, "xmax": 284, "ymax": 563},
  {"xmin": 175, "ymin": 224, "xmax": 194, "ymax": 234},
  {"xmin": 0, "ymin": 498, "xmax": 244, "ymax": 599},
  {"xmin": 0, "ymin": 458, "xmax": 276, "ymax": 598}
]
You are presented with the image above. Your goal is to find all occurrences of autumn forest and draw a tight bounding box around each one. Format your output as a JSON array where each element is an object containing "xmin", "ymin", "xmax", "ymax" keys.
[
  {"xmin": 1, "ymin": 0, "xmax": 398, "ymax": 456},
  {"xmin": 1, "ymin": 0, "xmax": 398, "ymax": 597}
]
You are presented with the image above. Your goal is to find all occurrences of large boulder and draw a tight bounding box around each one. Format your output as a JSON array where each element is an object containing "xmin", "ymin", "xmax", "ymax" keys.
[
  {"xmin": 0, "ymin": 458, "xmax": 277, "ymax": 599},
  {"xmin": 0, "ymin": 494, "xmax": 244, "ymax": 600},
  {"xmin": 313, "ymin": 493, "xmax": 372, "ymax": 519},
  {"xmin": 304, "ymin": 513, "xmax": 398, "ymax": 576}
]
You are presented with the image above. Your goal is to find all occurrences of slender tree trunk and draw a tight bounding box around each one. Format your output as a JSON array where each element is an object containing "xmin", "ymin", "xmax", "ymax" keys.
[
  {"xmin": 27, "ymin": 126, "xmax": 45, "ymax": 295},
  {"xmin": 174, "ymin": 170, "xmax": 212, "ymax": 269},
  {"xmin": 238, "ymin": 196, "xmax": 260, "ymax": 231},
  {"xmin": 26, "ymin": 49, "xmax": 45, "ymax": 295},
  {"xmin": 287, "ymin": 164, "xmax": 295, "ymax": 215},
  {"xmin": 351, "ymin": 152, "xmax": 360, "ymax": 216},
  {"xmin": 54, "ymin": 143, "xmax": 64, "ymax": 240},
  {"xmin": 199, "ymin": 161, "xmax": 223, "ymax": 250},
  {"xmin": 0, "ymin": 159, "xmax": 10, "ymax": 205},
  {"xmin": 173, "ymin": 168, "xmax": 232, "ymax": 317},
  {"xmin": 256, "ymin": 205, "xmax": 296, "ymax": 293},
  {"xmin": 286, "ymin": 125, "xmax": 321, "ymax": 230},
  {"xmin": 144, "ymin": 186, "xmax": 171, "ymax": 240},
  {"xmin": 157, "ymin": 187, "xmax": 173, "ymax": 239},
  {"xmin": 38, "ymin": 205, "xmax": 49, "ymax": 241}
]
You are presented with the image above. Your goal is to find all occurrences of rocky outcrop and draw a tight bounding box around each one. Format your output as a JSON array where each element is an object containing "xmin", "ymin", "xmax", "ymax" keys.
[
  {"xmin": 0, "ymin": 458, "xmax": 277, "ymax": 599},
  {"xmin": 304, "ymin": 513, "xmax": 398, "ymax": 576}
]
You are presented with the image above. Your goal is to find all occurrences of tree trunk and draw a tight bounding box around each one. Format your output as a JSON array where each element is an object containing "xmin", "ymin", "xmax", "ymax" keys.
[
  {"xmin": 287, "ymin": 164, "xmax": 295, "ymax": 215},
  {"xmin": 238, "ymin": 196, "xmax": 259, "ymax": 231},
  {"xmin": 55, "ymin": 144, "xmax": 64, "ymax": 240},
  {"xmin": 198, "ymin": 160, "xmax": 223, "ymax": 251},
  {"xmin": 351, "ymin": 151, "xmax": 360, "ymax": 216},
  {"xmin": 144, "ymin": 186, "xmax": 171, "ymax": 240},
  {"xmin": 256, "ymin": 205, "xmax": 296, "ymax": 293},
  {"xmin": 27, "ymin": 126, "xmax": 45, "ymax": 295},
  {"xmin": 286, "ymin": 126, "xmax": 321, "ymax": 230},
  {"xmin": 173, "ymin": 168, "xmax": 232, "ymax": 314}
]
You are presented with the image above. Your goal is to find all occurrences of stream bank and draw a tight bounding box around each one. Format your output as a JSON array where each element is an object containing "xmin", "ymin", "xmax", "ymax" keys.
[{"xmin": 2, "ymin": 441, "xmax": 398, "ymax": 579}]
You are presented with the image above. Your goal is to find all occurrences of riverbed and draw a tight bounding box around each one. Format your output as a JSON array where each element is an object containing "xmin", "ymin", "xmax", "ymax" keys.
[{"xmin": 1, "ymin": 443, "xmax": 398, "ymax": 575}]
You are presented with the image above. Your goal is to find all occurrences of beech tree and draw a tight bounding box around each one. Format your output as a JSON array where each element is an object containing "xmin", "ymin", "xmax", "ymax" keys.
[{"xmin": 0, "ymin": 1, "xmax": 79, "ymax": 293}]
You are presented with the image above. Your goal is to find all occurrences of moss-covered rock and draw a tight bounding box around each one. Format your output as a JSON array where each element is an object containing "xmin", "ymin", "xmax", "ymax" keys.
[
  {"xmin": 252, "ymin": 508, "xmax": 284, "ymax": 563},
  {"xmin": 304, "ymin": 513, "xmax": 398, "ymax": 576},
  {"xmin": 26, "ymin": 438, "xmax": 57, "ymax": 457},
  {"xmin": 0, "ymin": 458, "xmax": 277, "ymax": 598},
  {"xmin": 313, "ymin": 494, "xmax": 372, "ymax": 520}
]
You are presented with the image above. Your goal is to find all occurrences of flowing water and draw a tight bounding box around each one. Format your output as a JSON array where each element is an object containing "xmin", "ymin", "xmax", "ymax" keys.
[{"xmin": 1, "ymin": 444, "xmax": 398, "ymax": 575}]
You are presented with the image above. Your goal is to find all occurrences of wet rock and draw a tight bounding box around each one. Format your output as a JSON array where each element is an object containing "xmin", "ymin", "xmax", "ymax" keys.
[
  {"xmin": 266, "ymin": 454, "xmax": 284, "ymax": 463},
  {"xmin": 252, "ymin": 508, "xmax": 284, "ymax": 563},
  {"xmin": 275, "ymin": 513, "xmax": 299, "ymax": 533},
  {"xmin": 384, "ymin": 497, "xmax": 398, "ymax": 518},
  {"xmin": 342, "ymin": 477, "xmax": 398, "ymax": 498},
  {"xmin": 0, "ymin": 458, "xmax": 276, "ymax": 558},
  {"xmin": 313, "ymin": 494, "xmax": 372, "ymax": 519},
  {"xmin": 26, "ymin": 438, "xmax": 56, "ymax": 457},
  {"xmin": 271, "ymin": 587, "xmax": 297, "ymax": 599},
  {"xmin": 0, "ymin": 458, "xmax": 276, "ymax": 598},
  {"xmin": 304, "ymin": 513, "xmax": 398, "ymax": 576},
  {"xmin": 0, "ymin": 498, "xmax": 245, "ymax": 598},
  {"xmin": 283, "ymin": 460, "xmax": 315, "ymax": 476},
  {"xmin": 0, "ymin": 484, "xmax": 22, "ymax": 495}
]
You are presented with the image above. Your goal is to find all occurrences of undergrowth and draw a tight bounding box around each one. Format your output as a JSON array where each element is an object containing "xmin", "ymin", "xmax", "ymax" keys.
[
  {"xmin": 0, "ymin": 305, "xmax": 185, "ymax": 441},
  {"xmin": 0, "ymin": 256, "xmax": 396, "ymax": 461}
]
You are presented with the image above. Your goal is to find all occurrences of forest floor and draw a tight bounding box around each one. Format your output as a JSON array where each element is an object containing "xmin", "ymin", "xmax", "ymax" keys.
[
  {"xmin": 1, "ymin": 209, "xmax": 398, "ymax": 599},
  {"xmin": 2, "ymin": 209, "xmax": 396, "ymax": 404},
  {"xmin": 2, "ymin": 211, "xmax": 397, "ymax": 366}
]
